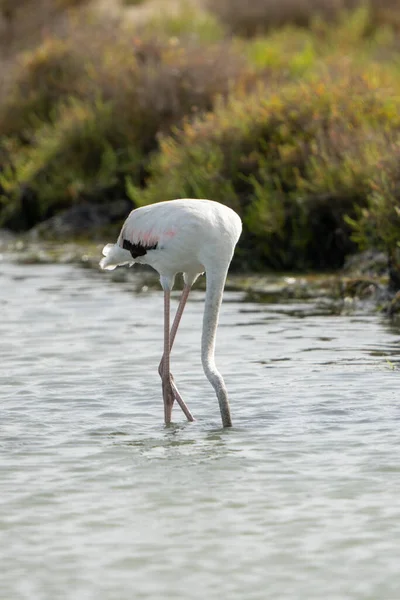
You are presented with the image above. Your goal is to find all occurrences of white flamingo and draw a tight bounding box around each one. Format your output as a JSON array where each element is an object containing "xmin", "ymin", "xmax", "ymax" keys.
[{"xmin": 100, "ymin": 199, "xmax": 242, "ymax": 427}]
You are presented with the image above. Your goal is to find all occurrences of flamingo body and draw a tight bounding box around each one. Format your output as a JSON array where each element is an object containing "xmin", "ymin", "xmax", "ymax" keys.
[
  {"xmin": 100, "ymin": 199, "xmax": 242, "ymax": 427},
  {"xmin": 101, "ymin": 199, "xmax": 241, "ymax": 285}
]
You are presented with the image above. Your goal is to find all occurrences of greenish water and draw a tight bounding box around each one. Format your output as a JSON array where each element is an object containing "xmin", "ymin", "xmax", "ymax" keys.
[{"xmin": 1, "ymin": 259, "xmax": 400, "ymax": 600}]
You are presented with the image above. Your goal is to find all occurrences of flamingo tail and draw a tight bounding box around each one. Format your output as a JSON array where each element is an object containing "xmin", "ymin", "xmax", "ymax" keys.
[{"xmin": 99, "ymin": 243, "xmax": 133, "ymax": 271}]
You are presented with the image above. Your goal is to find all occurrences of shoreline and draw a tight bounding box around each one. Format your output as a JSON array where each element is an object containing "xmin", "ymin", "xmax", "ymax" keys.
[{"xmin": 2, "ymin": 233, "xmax": 398, "ymax": 318}]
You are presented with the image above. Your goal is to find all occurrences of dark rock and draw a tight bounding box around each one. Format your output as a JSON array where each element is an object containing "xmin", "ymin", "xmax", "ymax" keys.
[
  {"xmin": 28, "ymin": 200, "xmax": 132, "ymax": 239},
  {"xmin": 343, "ymin": 250, "xmax": 388, "ymax": 276},
  {"xmin": 388, "ymin": 248, "xmax": 400, "ymax": 293}
]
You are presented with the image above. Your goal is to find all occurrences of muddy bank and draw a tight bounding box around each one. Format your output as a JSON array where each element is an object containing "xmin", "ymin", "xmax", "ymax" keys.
[{"xmin": 1, "ymin": 232, "xmax": 398, "ymax": 319}]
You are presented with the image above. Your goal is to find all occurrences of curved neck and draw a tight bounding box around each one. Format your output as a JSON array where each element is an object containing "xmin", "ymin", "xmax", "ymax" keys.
[{"xmin": 201, "ymin": 268, "xmax": 232, "ymax": 427}]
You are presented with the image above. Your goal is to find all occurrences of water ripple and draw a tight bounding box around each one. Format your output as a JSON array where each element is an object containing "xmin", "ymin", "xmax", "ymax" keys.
[{"xmin": 1, "ymin": 260, "xmax": 400, "ymax": 600}]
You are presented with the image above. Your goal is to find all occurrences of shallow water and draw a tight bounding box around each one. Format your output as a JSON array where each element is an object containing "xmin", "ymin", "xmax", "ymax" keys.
[{"xmin": 1, "ymin": 259, "xmax": 400, "ymax": 600}]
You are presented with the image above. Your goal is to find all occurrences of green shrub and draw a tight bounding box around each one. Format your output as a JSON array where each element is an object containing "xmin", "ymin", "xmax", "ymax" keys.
[
  {"xmin": 0, "ymin": 0, "xmax": 92, "ymax": 57},
  {"xmin": 206, "ymin": 0, "xmax": 400, "ymax": 37},
  {"xmin": 347, "ymin": 148, "xmax": 400, "ymax": 288},
  {"xmin": 134, "ymin": 0, "xmax": 225, "ymax": 42},
  {"xmin": 2, "ymin": 0, "xmax": 400, "ymax": 275},
  {"xmin": 122, "ymin": 0, "xmax": 147, "ymax": 6},
  {"xmin": 128, "ymin": 69, "xmax": 400, "ymax": 270},
  {"xmin": 244, "ymin": 28, "xmax": 318, "ymax": 76},
  {"xmin": 0, "ymin": 38, "xmax": 87, "ymax": 138},
  {"xmin": 0, "ymin": 14, "xmax": 247, "ymax": 229},
  {"xmin": 0, "ymin": 99, "xmax": 143, "ymax": 227}
]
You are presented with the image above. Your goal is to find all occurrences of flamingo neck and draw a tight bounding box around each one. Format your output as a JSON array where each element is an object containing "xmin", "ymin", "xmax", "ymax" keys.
[{"xmin": 201, "ymin": 268, "xmax": 232, "ymax": 428}]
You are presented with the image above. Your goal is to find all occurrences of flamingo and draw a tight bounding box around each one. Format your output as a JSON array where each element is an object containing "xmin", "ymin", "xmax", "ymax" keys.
[{"xmin": 100, "ymin": 199, "xmax": 242, "ymax": 427}]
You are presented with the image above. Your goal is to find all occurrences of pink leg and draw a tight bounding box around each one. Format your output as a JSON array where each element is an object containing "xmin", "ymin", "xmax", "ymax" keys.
[
  {"xmin": 162, "ymin": 289, "xmax": 174, "ymax": 424},
  {"xmin": 159, "ymin": 284, "xmax": 191, "ymax": 376},
  {"xmin": 162, "ymin": 287, "xmax": 194, "ymax": 424},
  {"xmin": 170, "ymin": 378, "xmax": 194, "ymax": 422}
]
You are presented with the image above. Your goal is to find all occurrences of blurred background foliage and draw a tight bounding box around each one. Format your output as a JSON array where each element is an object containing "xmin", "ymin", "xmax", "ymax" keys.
[{"xmin": 0, "ymin": 0, "xmax": 399, "ymax": 277}]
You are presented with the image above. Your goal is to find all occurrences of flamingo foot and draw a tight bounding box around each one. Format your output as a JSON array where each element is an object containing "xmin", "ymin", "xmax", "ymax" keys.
[
  {"xmin": 162, "ymin": 374, "xmax": 194, "ymax": 424},
  {"xmin": 170, "ymin": 375, "xmax": 195, "ymax": 422},
  {"xmin": 159, "ymin": 358, "xmax": 194, "ymax": 422}
]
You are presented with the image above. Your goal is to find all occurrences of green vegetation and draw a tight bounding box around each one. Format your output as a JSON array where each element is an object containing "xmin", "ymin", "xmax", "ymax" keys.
[
  {"xmin": 0, "ymin": 12, "xmax": 246, "ymax": 226},
  {"xmin": 122, "ymin": 0, "xmax": 147, "ymax": 6},
  {"xmin": 128, "ymin": 70, "xmax": 400, "ymax": 270},
  {"xmin": 136, "ymin": 2, "xmax": 225, "ymax": 42},
  {"xmin": 206, "ymin": 0, "xmax": 400, "ymax": 36},
  {"xmin": 0, "ymin": 0, "xmax": 400, "ymax": 285}
]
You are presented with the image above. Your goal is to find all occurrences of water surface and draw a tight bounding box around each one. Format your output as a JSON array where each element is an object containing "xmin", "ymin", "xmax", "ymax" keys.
[{"xmin": 1, "ymin": 260, "xmax": 399, "ymax": 600}]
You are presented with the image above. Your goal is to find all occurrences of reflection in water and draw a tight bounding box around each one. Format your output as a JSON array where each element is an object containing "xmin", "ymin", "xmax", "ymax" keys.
[{"xmin": 1, "ymin": 259, "xmax": 400, "ymax": 600}]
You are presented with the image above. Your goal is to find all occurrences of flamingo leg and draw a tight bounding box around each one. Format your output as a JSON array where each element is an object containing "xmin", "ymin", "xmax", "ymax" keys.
[
  {"xmin": 162, "ymin": 288, "xmax": 174, "ymax": 424},
  {"xmin": 159, "ymin": 284, "xmax": 191, "ymax": 374},
  {"xmin": 161, "ymin": 285, "xmax": 194, "ymax": 423}
]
